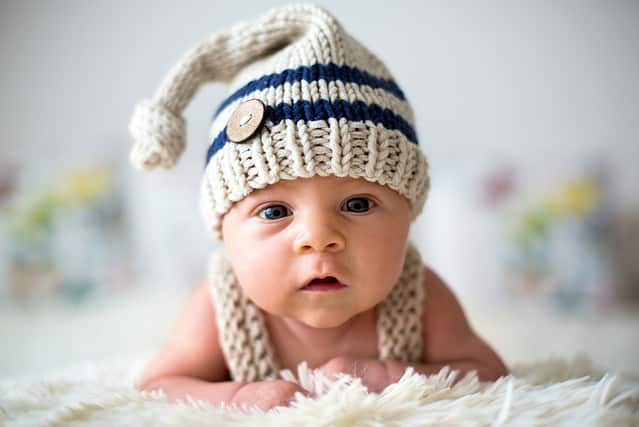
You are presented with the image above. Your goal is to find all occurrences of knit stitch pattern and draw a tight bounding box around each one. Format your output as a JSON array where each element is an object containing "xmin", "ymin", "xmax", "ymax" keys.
[
  {"xmin": 377, "ymin": 242, "xmax": 425, "ymax": 361},
  {"xmin": 207, "ymin": 242, "xmax": 425, "ymax": 383},
  {"xmin": 207, "ymin": 249, "xmax": 281, "ymax": 382},
  {"xmin": 201, "ymin": 118, "xmax": 428, "ymax": 238},
  {"xmin": 128, "ymin": 3, "xmax": 430, "ymax": 240}
]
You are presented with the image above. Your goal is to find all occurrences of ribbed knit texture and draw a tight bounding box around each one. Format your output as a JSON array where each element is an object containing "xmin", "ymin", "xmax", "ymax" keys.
[
  {"xmin": 208, "ymin": 242, "xmax": 425, "ymax": 383},
  {"xmin": 128, "ymin": 3, "xmax": 430, "ymax": 240}
]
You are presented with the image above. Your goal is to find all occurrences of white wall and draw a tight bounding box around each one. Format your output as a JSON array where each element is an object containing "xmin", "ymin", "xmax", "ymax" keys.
[{"xmin": 2, "ymin": 0, "xmax": 638, "ymax": 293}]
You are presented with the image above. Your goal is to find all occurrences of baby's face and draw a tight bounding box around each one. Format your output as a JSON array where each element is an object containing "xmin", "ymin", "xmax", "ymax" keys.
[{"xmin": 221, "ymin": 175, "xmax": 411, "ymax": 329}]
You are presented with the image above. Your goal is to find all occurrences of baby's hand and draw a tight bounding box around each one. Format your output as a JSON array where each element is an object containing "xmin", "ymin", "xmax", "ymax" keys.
[
  {"xmin": 231, "ymin": 380, "xmax": 311, "ymax": 412},
  {"xmin": 317, "ymin": 356, "xmax": 390, "ymax": 393}
]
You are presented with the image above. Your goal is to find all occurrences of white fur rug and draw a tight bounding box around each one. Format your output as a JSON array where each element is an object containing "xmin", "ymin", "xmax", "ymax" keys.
[{"xmin": 1, "ymin": 354, "xmax": 637, "ymax": 426}]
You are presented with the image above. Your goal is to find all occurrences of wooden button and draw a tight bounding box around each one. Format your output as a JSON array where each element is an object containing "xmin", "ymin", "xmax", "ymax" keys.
[{"xmin": 225, "ymin": 99, "xmax": 266, "ymax": 143}]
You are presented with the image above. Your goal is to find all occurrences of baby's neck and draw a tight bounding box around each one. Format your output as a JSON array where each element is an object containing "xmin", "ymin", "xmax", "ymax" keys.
[{"xmin": 264, "ymin": 307, "xmax": 376, "ymax": 349}]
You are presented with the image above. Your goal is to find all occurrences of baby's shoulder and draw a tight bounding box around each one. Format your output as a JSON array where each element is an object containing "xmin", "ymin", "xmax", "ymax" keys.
[
  {"xmin": 421, "ymin": 264, "xmax": 453, "ymax": 295},
  {"xmin": 421, "ymin": 263, "xmax": 441, "ymax": 288},
  {"xmin": 420, "ymin": 263, "xmax": 475, "ymax": 345},
  {"xmin": 170, "ymin": 280, "xmax": 220, "ymax": 347},
  {"xmin": 137, "ymin": 279, "xmax": 230, "ymax": 384}
]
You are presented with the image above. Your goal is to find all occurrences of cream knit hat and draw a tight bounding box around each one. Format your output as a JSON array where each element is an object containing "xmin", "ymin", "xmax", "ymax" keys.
[{"xmin": 129, "ymin": 3, "xmax": 429, "ymax": 239}]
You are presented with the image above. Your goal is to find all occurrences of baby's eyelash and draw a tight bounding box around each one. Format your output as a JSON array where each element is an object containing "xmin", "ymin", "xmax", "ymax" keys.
[
  {"xmin": 258, "ymin": 204, "xmax": 291, "ymax": 220},
  {"xmin": 341, "ymin": 196, "xmax": 375, "ymax": 213},
  {"xmin": 256, "ymin": 196, "xmax": 376, "ymax": 220}
]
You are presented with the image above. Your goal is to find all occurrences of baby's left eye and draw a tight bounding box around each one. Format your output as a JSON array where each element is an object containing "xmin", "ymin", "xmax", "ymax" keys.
[
  {"xmin": 341, "ymin": 197, "xmax": 374, "ymax": 213},
  {"xmin": 259, "ymin": 204, "xmax": 291, "ymax": 220}
]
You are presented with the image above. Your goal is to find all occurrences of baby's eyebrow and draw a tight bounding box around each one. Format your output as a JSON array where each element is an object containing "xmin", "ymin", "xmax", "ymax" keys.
[
  {"xmin": 246, "ymin": 179, "xmax": 380, "ymax": 202},
  {"xmin": 338, "ymin": 182, "xmax": 381, "ymax": 193}
]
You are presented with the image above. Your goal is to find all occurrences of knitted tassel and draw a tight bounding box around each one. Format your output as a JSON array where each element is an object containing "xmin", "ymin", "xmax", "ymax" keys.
[
  {"xmin": 129, "ymin": 99, "xmax": 186, "ymax": 170},
  {"xmin": 128, "ymin": 4, "xmax": 342, "ymax": 170}
]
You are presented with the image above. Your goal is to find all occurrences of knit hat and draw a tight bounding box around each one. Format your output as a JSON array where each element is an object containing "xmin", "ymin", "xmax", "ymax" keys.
[{"xmin": 128, "ymin": 3, "xmax": 429, "ymax": 240}]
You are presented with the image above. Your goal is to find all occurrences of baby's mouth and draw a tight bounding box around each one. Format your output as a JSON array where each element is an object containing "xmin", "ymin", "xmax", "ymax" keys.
[{"xmin": 301, "ymin": 276, "xmax": 347, "ymax": 292}]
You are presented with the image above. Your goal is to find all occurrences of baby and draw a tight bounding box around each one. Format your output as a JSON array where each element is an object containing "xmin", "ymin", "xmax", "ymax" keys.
[{"xmin": 128, "ymin": 3, "xmax": 508, "ymax": 412}]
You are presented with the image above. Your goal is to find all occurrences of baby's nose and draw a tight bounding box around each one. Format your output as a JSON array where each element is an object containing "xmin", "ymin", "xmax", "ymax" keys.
[{"xmin": 293, "ymin": 215, "xmax": 346, "ymax": 254}]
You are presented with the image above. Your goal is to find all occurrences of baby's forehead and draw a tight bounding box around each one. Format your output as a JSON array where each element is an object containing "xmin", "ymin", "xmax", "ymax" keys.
[{"xmin": 255, "ymin": 175, "xmax": 382, "ymax": 194}]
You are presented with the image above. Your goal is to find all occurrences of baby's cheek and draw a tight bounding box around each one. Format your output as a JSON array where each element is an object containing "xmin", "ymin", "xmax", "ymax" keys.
[
  {"xmin": 235, "ymin": 263, "xmax": 288, "ymax": 309},
  {"xmin": 228, "ymin": 239, "xmax": 275, "ymax": 279}
]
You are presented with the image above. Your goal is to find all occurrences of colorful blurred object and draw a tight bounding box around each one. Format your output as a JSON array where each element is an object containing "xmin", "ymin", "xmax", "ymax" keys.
[
  {"xmin": 544, "ymin": 180, "xmax": 599, "ymax": 218},
  {"xmin": 480, "ymin": 165, "xmax": 516, "ymax": 208},
  {"xmin": 53, "ymin": 167, "xmax": 113, "ymax": 206},
  {"xmin": 5, "ymin": 166, "xmax": 113, "ymax": 240},
  {"xmin": 0, "ymin": 164, "xmax": 133, "ymax": 305},
  {"xmin": 501, "ymin": 165, "xmax": 619, "ymax": 311},
  {"xmin": 0, "ymin": 163, "xmax": 18, "ymax": 207}
]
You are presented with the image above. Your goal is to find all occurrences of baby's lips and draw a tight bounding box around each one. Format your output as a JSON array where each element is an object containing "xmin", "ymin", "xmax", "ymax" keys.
[{"xmin": 300, "ymin": 275, "xmax": 347, "ymax": 289}]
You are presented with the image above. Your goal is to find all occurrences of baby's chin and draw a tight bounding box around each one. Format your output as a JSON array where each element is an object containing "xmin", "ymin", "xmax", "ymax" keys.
[
  {"xmin": 297, "ymin": 316, "xmax": 353, "ymax": 329},
  {"xmin": 287, "ymin": 306, "xmax": 372, "ymax": 330}
]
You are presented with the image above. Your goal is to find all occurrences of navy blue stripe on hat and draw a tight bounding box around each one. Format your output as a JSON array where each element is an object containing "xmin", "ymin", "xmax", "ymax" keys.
[
  {"xmin": 212, "ymin": 62, "xmax": 407, "ymax": 119},
  {"xmin": 205, "ymin": 99, "xmax": 418, "ymax": 166}
]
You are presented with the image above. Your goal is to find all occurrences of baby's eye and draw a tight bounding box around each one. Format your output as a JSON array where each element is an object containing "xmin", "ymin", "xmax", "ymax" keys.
[
  {"xmin": 341, "ymin": 197, "xmax": 374, "ymax": 213},
  {"xmin": 259, "ymin": 204, "xmax": 292, "ymax": 220}
]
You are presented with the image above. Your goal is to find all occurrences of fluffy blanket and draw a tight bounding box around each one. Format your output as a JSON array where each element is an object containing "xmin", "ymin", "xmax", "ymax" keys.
[{"xmin": 1, "ymin": 354, "xmax": 637, "ymax": 426}]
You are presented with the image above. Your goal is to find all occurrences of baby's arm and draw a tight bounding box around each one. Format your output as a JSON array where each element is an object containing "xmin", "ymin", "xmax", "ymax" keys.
[
  {"xmin": 318, "ymin": 266, "xmax": 508, "ymax": 391},
  {"xmin": 137, "ymin": 281, "xmax": 308, "ymax": 411},
  {"xmin": 385, "ymin": 265, "xmax": 508, "ymax": 384}
]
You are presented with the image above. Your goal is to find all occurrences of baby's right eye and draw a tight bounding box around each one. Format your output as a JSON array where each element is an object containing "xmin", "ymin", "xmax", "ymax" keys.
[{"xmin": 258, "ymin": 204, "xmax": 292, "ymax": 220}]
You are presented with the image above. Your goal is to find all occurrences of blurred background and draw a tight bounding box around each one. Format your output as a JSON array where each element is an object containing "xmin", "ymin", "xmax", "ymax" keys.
[{"xmin": 1, "ymin": 0, "xmax": 638, "ymax": 378}]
